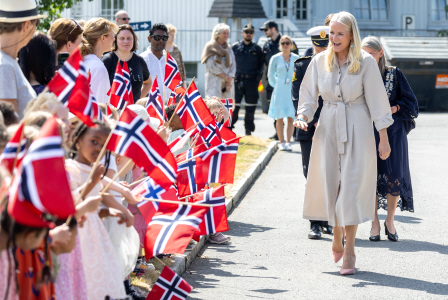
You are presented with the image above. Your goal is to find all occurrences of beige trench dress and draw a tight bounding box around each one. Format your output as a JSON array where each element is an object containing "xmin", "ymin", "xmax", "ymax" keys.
[{"xmin": 297, "ymin": 50, "xmax": 394, "ymax": 226}]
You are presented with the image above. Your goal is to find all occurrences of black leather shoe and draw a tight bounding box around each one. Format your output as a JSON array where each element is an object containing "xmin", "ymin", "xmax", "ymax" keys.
[
  {"xmin": 322, "ymin": 225, "xmax": 333, "ymax": 234},
  {"xmin": 269, "ymin": 133, "xmax": 279, "ymax": 140},
  {"xmin": 369, "ymin": 226, "xmax": 381, "ymax": 241},
  {"xmin": 308, "ymin": 224, "xmax": 322, "ymax": 239},
  {"xmin": 384, "ymin": 222, "xmax": 398, "ymax": 242}
]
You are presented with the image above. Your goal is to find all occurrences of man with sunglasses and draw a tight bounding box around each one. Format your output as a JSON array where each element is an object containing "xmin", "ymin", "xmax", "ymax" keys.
[
  {"xmin": 231, "ymin": 24, "xmax": 264, "ymax": 136},
  {"xmin": 260, "ymin": 20, "xmax": 298, "ymax": 140},
  {"xmin": 140, "ymin": 23, "xmax": 177, "ymax": 101},
  {"xmin": 115, "ymin": 10, "xmax": 130, "ymax": 25}
]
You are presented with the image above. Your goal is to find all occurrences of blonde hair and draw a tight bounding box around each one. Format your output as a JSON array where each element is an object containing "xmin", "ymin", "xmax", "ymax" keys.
[
  {"xmin": 25, "ymin": 111, "xmax": 53, "ymax": 128},
  {"xmin": 278, "ymin": 35, "xmax": 293, "ymax": 51},
  {"xmin": 212, "ymin": 23, "xmax": 230, "ymax": 40},
  {"xmin": 98, "ymin": 103, "xmax": 119, "ymax": 121},
  {"xmin": 80, "ymin": 18, "xmax": 117, "ymax": 57},
  {"xmin": 361, "ymin": 36, "xmax": 387, "ymax": 79},
  {"xmin": 205, "ymin": 97, "xmax": 224, "ymax": 114},
  {"xmin": 7, "ymin": 125, "xmax": 39, "ymax": 150},
  {"xmin": 325, "ymin": 12, "xmax": 361, "ymax": 74},
  {"xmin": 25, "ymin": 93, "xmax": 62, "ymax": 115},
  {"xmin": 166, "ymin": 24, "xmax": 177, "ymax": 35},
  {"xmin": 48, "ymin": 18, "xmax": 84, "ymax": 51},
  {"xmin": 135, "ymin": 98, "xmax": 148, "ymax": 107}
]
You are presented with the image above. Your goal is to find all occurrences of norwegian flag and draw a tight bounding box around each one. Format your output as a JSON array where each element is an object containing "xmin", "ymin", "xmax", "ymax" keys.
[
  {"xmin": 66, "ymin": 65, "xmax": 104, "ymax": 126},
  {"xmin": 191, "ymin": 186, "xmax": 228, "ymax": 235},
  {"xmin": 145, "ymin": 76, "xmax": 166, "ymax": 123},
  {"xmin": 176, "ymin": 81, "xmax": 214, "ymax": 131},
  {"xmin": 196, "ymin": 137, "xmax": 240, "ymax": 185},
  {"xmin": 122, "ymin": 60, "xmax": 134, "ymax": 104},
  {"xmin": 168, "ymin": 123, "xmax": 199, "ymax": 154},
  {"xmin": 146, "ymin": 265, "xmax": 192, "ymax": 300},
  {"xmin": 144, "ymin": 202, "xmax": 208, "ymax": 258},
  {"xmin": 216, "ymin": 121, "xmax": 237, "ymax": 142},
  {"xmin": 106, "ymin": 108, "xmax": 177, "ymax": 189},
  {"xmin": 47, "ymin": 48, "xmax": 83, "ymax": 105},
  {"xmin": 108, "ymin": 61, "xmax": 129, "ymax": 109},
  {"xmin": 0, "ymin": 122, "xmax": 26, "ymax": 174},
  {"xmin": 133, "ymin": 178, "xmax": 178, "ymax": 224},
  {"xmin": 167, "ymin": 83, "xmax": 186, "ymax": 106},
  {"xmin": 8, "ymin": 116, "xmax": 76, "ymax": 228},
  {"xmin": 175, "ymin": 144, "xmax": 207, "ymax": 197},
  {"xmin": 164, "ymin": 52, "xmax": 182, "ymax": 91},
  {"xmin": 221, "ymin": 98, "xmax": 233, "ymax": 127},
  {"xmin": 167, "ymin": 90, "xmax": 176, "ymax": 106},
  {"xmin": 199, "ymin": 121, "xmax": 222, "ymax": 147}
]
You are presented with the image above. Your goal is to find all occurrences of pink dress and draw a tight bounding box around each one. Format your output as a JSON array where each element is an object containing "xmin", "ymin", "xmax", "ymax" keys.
[
  {"xmin": 0, "ymin": 249, "xmax": 18, "ymax": 300},
  {"xmin": 61, "ymin": 160, "xmax": 126, "ymax": 300}
]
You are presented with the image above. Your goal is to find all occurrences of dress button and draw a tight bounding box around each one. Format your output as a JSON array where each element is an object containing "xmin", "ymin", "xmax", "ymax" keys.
[{"xmin": 338, "ymin": 95, "xmax": 341, "ymax": 98}]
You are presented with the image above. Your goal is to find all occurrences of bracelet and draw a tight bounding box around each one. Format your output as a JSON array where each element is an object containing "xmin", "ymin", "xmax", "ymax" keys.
[{"xmin": 295, "ymin": 118, "xmax": 306, "ymax": 123}]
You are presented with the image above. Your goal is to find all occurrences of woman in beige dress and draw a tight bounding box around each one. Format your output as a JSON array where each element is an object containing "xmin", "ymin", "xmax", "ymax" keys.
[
  {"xmin": 294, "ymin": 12, "xmax": 393, "ymax": 275},
  {"xmin": 201, "ymin": 23, "xmax": 236, "ymax": 100}
]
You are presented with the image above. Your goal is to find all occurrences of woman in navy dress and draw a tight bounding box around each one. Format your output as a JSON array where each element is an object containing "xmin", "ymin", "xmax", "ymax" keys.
[{"xmin": 362, "ymin": 36, "xmax": 418, "ymax": 242}]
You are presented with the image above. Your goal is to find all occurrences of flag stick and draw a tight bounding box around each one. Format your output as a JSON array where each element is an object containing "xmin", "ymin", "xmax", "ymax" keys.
[
  {"xmin": 100, "ymin": 159, "xmax": 133, "ymax": 193},
  {"xmin": 177, "ymin": 184, "xmax": 227, "ymax": 201},
  {"xmin": 138, "ymin": 197, "xmax": 212, "ymax": 207},
  {"xmin": 129, "ymin": 176, "xmax": 147, "ymax": 188},
  {"xmin": 167, "ymin": 77, "xmax": 195, "ymax": 125},
  {"xmin": 153, "ymin": 255, "xmax": 166, "ymax": 266}
]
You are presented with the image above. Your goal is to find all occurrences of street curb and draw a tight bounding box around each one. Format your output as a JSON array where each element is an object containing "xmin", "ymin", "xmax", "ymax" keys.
[{"xmin": 171, "ymin": 140, "xmax": 278, "ymax": 275}]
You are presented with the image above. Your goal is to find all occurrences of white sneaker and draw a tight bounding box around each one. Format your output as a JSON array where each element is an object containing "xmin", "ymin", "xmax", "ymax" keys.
[
  {"xmin": 285, "ymin": 143, "xmax": 292, "ymax": 151},
  {"xmin": 279, "ymin": 143, "xmax": 287, "ymax": 151}
]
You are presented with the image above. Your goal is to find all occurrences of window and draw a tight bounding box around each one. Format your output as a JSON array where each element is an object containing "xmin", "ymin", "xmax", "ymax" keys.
[
  {"xmin": 276, "ymin": 0, "xmax": 288, "ymax": 18},
  {"xmin": 184, "ymin": 62, "xmax": 197, "ymax": 80},
  {"xmin": 101, "ymin": 0, "xmax": 124, "ymax": 21},
  {"xmin": 432, "ymin": 0, "xmax": 448, "ymax": 20},
  {"xmin": 295, "ymin": 0, "xmax": 307, "ymax": 20},
  {"xmin": 354, "ymin": 0, "xmax": 389, "ymax": 20},
  {"xmin": 71, "ymin": 1, "xmax": 82, "ymax": 18}
]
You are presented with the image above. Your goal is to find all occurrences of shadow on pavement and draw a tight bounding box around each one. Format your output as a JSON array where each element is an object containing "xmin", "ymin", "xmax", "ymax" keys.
[
  {"xmin": 324, "ymin": 271, "xmax": 448, "ymax": 295},
  {"xmin": 377, "ymin": 213, "xmax": 422, "ymax": 224},
  {"xmin": 355, "ymin": 238, "xmax": 448, "ymax": 255},
  {"xmin": 226, "ymin": 220, "xmax": 275, "ymax": 238}
]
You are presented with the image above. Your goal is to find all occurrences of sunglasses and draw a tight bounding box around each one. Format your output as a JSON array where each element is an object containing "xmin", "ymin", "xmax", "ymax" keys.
[
  {"xmin": 151, "ymin": 35, "xmax": 169, "ymax": 42},
  {"xmin": 119, "ymin": 18, "xmax": 131, "ymax": 21},
  {"xmin": 244, "ymin": 31, "xmax": 254, "ymax": 34},
  {"xmin": 263, "ymin": 28, "xmax": 269, "ymax": 32},
  {"xmin": 281, "ymin": 42, "xmax": 291, "ymax": 45}
]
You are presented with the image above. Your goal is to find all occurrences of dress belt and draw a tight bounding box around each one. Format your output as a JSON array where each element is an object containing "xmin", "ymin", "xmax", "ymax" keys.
[{"xmin": 324, "ymin": 98, "xmax": 366, "ymax": 155}]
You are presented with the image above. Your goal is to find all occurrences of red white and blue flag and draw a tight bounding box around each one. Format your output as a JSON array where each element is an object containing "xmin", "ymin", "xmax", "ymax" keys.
[
  {"xmin": 196, "ymin": 137, "xmax": 240, "ymax": 185},
  {"xmin": 133, "ymin": 178, "xmax": 178, "ymax": 224},
  {"xmin": 8, "ymin": 116, "xmax": 76, "ymax": 228},
  {"xmin": 106, "ymin": 108, "xmax": 177, "ymax": 189},
  {"xmin": 145, "ymin": 76, "xmax": 166, "ymax": 123},
  {"xmin": 175, "ymin": 144, "xmax": 207, "ymax": 197},
  {"xmin": 144, "ymin": 202, "xmax": 208, "ymax": 258},
  {"xmin": 199, "ymin": 121, "xmax": 222, "ymax": 147},
  {"xmin": 0, "ymin": 122, "xmax": 27, "ymax": 174},
  {"xmin": 176, "ymin": 81, "xmax": 214, "ymax": 130},
  {"xmin": 146, "ymin": 265, "xmax": 192, "ymax": 300},
  {"xmin": 122, "ymin": 60, "xmax": 134, "ymax": 104},
  {"xmin": 47, "ymin": 48, "xmax": 83, "ymax": 105},
  {"xmin": 216, "ymin": 121, "xmax": 237, "ymax": 142},
  {"xmin": 221, "ymin": 98, "xmax": 233, "ymax": 127},
  {"xmin": 167, "ymin": 123, "xmax": 199, "ymax": 154},
  {"xmin": 191, "ymin": 186, "xmax": 228, "ymax": 235},
  {"xmin": 164, "ymin": 52, "xmax": 182, "ymax": 91},
  {"xmin": 108, "ymin": 61, "xmax": 129, "ymax": 109}
]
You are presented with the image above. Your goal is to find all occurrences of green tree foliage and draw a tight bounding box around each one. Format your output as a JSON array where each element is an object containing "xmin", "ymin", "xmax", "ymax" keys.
[
  {"xmin": 36, "ymin": 0, "xmax": 92, "ymax": 32},
  {"xmin": 437, "ymin": 5, "xmax": 448, "ymax": 37}
]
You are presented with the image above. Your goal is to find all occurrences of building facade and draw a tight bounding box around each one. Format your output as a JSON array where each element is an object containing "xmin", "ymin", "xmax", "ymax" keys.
[{"xmin": 63, "ymin": 0, "xmax": 448, "ymax": 96}]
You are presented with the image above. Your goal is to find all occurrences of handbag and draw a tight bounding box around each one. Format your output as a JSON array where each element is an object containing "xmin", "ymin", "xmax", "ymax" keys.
[{"xmin": 391, "ymin": 67, "xmax": 416, "ymax": 135}]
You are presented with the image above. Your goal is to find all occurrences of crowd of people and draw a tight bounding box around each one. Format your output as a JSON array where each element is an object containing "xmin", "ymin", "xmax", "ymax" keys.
[{"xmin": 0, "ymin": 0, "xmax": 421, "ymax": 299}]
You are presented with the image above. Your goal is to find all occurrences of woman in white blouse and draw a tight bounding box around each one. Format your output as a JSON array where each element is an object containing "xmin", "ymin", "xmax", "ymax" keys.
[
  {"xmin": 80, "ymin": 18, "xmax": 117, "ymax": 104},
  {"xmin": 294, "ymin": 12, "xmax": 393, "ymax": 275}
]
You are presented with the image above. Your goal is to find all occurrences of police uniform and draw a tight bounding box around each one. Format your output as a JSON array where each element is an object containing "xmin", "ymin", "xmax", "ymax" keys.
[
  {"xmin": 291, "ymin": 25, "xmax": 330, "ymax": 238},
  {"xmin": 232, "ymin": 24, "xmax": 264, "ymax": 134},
  {"xmin": 260, "ymin": 20, "xmax": 299, "ymax": 137}
]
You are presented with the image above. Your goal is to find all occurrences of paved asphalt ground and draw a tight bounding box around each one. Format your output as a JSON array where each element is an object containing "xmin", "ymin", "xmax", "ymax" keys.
[{"xmin": 184, "ymin": 109, "xmax": 448, "ymax": 299}]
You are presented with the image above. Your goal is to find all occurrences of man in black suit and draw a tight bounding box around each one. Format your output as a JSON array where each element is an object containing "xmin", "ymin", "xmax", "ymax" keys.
[{"xmin": 292, "ymin": 26, "xmax": 332, "ymax": 239}]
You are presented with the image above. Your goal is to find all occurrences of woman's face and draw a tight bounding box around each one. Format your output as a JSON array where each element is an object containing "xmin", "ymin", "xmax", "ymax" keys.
[
  {"xmin": 217, "ymin": 30, "xmax": 230, "ymax": 43},
  {"xmin": 362, "ymin": 46, "xmax": 383, "ymax": 65},
  {"xmin": 168, "ymin": 32, "xmax": 175, "ymax": 44},
  {"xmin": 117, "ymin": 29, "xmax": 134, "ymax": 52},
  {"xmin": 281, "ymin": 38, "xmax": 292, "ymax": 52},
  {"xmin": 329, "ymin": 21, "xmax": 353, "ymax": 53},
  {"xmin": 75, "ymin": 126, "xmax": 109, "ymax": 165},
  {"xmin": 67, "ymin": 34, "xmax": 82, "ymax": 53},
  {"xmin": 102, "ymin": 30, "xmax": 115, "ymax": 53}
]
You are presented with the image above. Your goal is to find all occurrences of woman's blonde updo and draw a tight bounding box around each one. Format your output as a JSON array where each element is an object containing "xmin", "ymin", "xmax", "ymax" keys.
[
  {"xmin": 79, "ymin": 17, "xmax": 117, "ymax": 57},
  {"xmin": 48, "ymin": 18, "xmax": 84, "ymax": 51},
  {"xmin": 325, "ymin": 11, "xmax": 362, "ymax": 74}
]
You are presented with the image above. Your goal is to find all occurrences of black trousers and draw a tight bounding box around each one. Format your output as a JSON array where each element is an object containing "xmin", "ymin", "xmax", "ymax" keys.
[
  {"xmin": 233, "ymin": 78, "xmax": 259, "ymax": 132},
  {"xmin": 299, "ymin": 140, "xmax": 328, "ymax": 228}
]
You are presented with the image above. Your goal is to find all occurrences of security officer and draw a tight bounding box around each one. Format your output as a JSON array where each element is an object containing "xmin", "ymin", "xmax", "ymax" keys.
[
  {"xmin": 260, "ymin": 20, "xmax": 298, "ymax": 139},
  {"xmin": 232, "ymin": 24, "xmax": 264, "ymax": 135},
  {"xmin": 292, "ymin": 26, "xmax": 331, "ymax": 239}
]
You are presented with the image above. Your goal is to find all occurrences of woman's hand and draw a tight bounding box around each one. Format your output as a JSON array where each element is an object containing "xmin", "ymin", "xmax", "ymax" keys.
[
  {"xmin": 391, "ymin": 105, "xmax": 400, "ymax": 114},
  {"xmin": 377, "ymin": 128, "xmax": 391, "ymax": 160},
  {"xmin": 225, "ymin": 76, "xmax": 233, "ymax": 83},
  {"xmin": 225, "ymin": 82, "xmax": 231, "ymax": 92},
  {"xmin": 293, "ymin": 115, "xmax": 308, "ymax": 131},
  {"xmin": 122, "ymin": 189, "xmax": 141, "ymax": 205}
]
